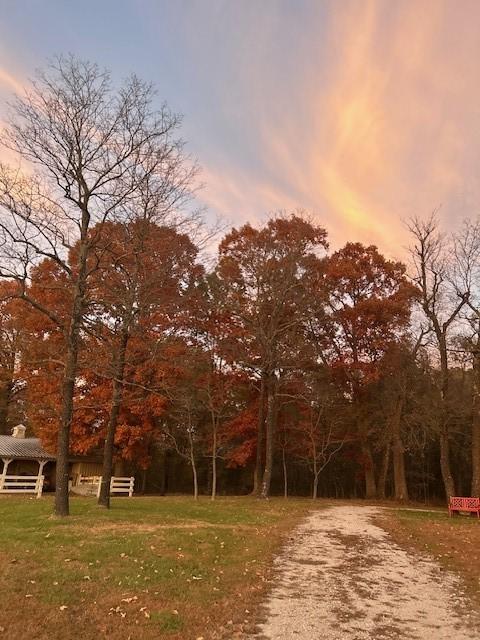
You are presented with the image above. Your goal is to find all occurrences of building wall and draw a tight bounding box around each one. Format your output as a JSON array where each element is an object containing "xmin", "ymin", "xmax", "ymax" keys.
[
  {"xmin": 70, "ymin": 460, "xmax": 125, "ymax": 485},
  {"xmin": 8, "ymin": 460, "xmax": 41, "ymax": 475},
  {"xmin": 71, "ymin": 461, "xmax": 103, "ymax": 484}
]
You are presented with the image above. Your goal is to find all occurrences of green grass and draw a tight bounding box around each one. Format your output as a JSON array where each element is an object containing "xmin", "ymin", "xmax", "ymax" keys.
[
  {"xmin": 394, "ymin": 506, "xmax": 480, "ymax": 527},
  {"xmin": 0, "ymin": 496, "xmax": 311, "ymax": 640}
]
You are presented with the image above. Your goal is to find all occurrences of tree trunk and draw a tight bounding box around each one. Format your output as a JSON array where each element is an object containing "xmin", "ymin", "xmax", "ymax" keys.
[
  {"xmin": 252, "ymin": 372, "xmax": 266, "ymax": 495},
  {"xmin": 472, "ymin": 345, "xmax": 480, "ymax": 496},
  {"xmin": 362, "ymin": 442, "xmax": 377, "ymax": 499},
  {"xmin": 282, "ymin": 446, "xmax": 288, "ymax": 498},
  {"xmin": 0, "ymin": 345, "xmax": 15, "ymax": 434},
  {"xmin": 377, "ymin": 440, "xmax": 390, "ymax": 500},
  {"xmin": 260, "ymin": 374, "xmax": 276, "ymax": 499},
  {"xmin": 192, "ymin": 459, "xmax": 198, "ymax": 500},
  {"xmin": 141, "ymin": 469, "xmax": 147, "ymax": 494},
  {"xmin": 54, "ymin": 236, "xmax": 89, "ymax": 517},
  {"xmin": 0, "ymin": 379, "xmax": 13, "ymax": 435},
  {"xmin": 158, "ymin": 449, "xmax": 167, "ymax": 495},
  {"xmin": 438, "ymin": 335, "xmax": 455, "ymax": 499},
  {"xmin": 189, "ymin": 430, "xmax": 198, "ymax": 500},
  {"xmin": 312, "ymin": 443, "xmax": 319, "ymax": 499},
  {"xmin": 473, "ymin": 415, "xmax": 480, "ymax": 497},
  {"xmin": 391, "ymin": 394, "xmax": 409, "ymax": 501},
  {"xmin": 211, "ymin": 415, "xmax": 217, "ymax": 501},
  {"xmin": 439, "ymin": 428, "xmax": 455, "ymax": 499},
  {"xmin": 98, "ymin": 328, "xmax": 129, "ymax": 508}
]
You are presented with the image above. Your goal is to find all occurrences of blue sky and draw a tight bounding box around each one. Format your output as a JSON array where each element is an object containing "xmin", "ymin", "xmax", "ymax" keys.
[{"xmin": 1, "ymin": 1, "xmax": 480, "ymax": 258}]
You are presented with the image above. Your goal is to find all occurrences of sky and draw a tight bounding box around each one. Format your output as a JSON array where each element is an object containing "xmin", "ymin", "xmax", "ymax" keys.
[{"xmin": 0, "ymin": 0, "xmax": 479, "ymax": 259}]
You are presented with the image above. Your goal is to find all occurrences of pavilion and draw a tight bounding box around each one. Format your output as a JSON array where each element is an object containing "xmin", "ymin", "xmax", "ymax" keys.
[
  {"xmin": 0, "ymin": 424, "xmax": 55, "ymax": 496},
  {"xmin": 0, "ymin": 425, "xmax": 126, "ymax": 497}
]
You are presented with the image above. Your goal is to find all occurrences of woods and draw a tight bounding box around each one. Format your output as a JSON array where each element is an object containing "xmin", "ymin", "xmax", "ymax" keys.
[{"xmin": 0, "ymin": 57, "xmax": 479, "ymax": 514}]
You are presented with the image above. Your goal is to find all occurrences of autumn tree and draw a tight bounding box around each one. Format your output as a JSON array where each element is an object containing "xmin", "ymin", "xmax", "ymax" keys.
[
  {"xmin": 82, "ymin": 218, "xmax": 201, "ymax": 507},
  {"xmin": 19, "ymin": 260, "xmax": 74, "ymax": 452},
  {"xmin": 221, "ymin": 386, "xmax": 261, "ymax": 474},
  {"xmin": 0, "ymin": 284, "xmax": 27, "ymax": 433},
  {"xmin": 187, "ymin": 272, "xmax": 248, "ymax": 499},
  {"xmin": 216, "ymin": 214, "xmax": 329, "ymax": 498},
  {"xmin": 0, "ymin": 56, "xmax": 194, "ymax": 515},
  {"xmin": 315, "ymin": 242, "xmax": 417, "ymax": 498}
]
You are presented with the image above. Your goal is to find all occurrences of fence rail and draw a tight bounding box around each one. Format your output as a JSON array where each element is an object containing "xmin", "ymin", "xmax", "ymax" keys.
[
  {"xmin": 109, "ymin": 476, "xmax": 135, "ymax": 497},
  {"xmin": 0, "ymin": 474, "xmax": 44, "ymax": 498},
  {"xmin": 78, "ymin": 475, "xmax": 101, "ymax": 485},
  {"xmin": 77, "ymin": 475, "xmax": 135, "ymax": 498}
]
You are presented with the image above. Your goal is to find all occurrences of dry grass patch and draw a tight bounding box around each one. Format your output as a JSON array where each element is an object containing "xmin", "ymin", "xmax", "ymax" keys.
[{"xmin": 379, "ymin": 508, "xmax": 480, "ymax": 607}]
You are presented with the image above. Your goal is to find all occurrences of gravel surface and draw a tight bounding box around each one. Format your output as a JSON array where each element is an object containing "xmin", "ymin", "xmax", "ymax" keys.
[{"xmin": 256, "ymin": 505, "xmax": 478, "ymax": 639}]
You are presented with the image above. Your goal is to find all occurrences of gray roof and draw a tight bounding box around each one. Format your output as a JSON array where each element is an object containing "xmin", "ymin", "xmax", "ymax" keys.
[{"xmin": 0, "ymin": 436, "xmax": 55, "ymax": 461}]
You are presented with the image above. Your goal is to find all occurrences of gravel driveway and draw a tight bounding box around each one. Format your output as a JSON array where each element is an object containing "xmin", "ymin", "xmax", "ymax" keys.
[{"xmin": 256, "ymin": 505, "xmax": 478, "ymax": 639}]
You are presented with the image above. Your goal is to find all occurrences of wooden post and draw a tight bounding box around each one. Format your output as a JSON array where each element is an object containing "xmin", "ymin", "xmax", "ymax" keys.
[
  {"xmin": 36, "ymin": 460, "xmax": 47, "ymax": 498},
  {"xmin": 0, "ymin": 458, "xmax": 12, "ymax": 491},
  {"xmin": 128, "ymin": 477, "xmax": 134, "ymax": 497},
  {"xmin": 97, "ymin": 477, "xmax": 102, "ymax": 498}
]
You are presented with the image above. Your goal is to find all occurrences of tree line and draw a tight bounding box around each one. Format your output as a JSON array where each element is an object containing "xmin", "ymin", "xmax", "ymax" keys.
[{"xmin": 0, "ymin": 57, "xmax": 478, "ymax": 516}]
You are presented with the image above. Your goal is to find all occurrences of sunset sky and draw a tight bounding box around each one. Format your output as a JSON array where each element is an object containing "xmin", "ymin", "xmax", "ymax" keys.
[{"xmin": 0, "ymin": 0, "xmax": 479, "ymax": 258}]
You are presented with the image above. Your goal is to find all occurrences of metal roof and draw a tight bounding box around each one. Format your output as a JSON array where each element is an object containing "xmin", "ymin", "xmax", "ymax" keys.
[{"xmin": 0, "ymin": 436, "xmax": 55, "ymax": 461}]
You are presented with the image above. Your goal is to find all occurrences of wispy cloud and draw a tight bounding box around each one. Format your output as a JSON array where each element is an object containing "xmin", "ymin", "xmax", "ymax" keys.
[
  {"xmin": 197, "ymin": 0, "xmax": 480, "ymax": 257},
  {"xmin": 1, "ymin": 1, "xmax": 479, "ymax": 260},
  {"xmin": 0, "ymin": 66, "xmax": 24, "ymax": 96}
]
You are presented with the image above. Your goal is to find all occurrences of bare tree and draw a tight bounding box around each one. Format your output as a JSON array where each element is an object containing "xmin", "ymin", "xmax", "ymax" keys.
[
  {"xmin": 277, "ymin": 407, "xmax": 290, "ymax": 498},
  {"xmin": 295, "ymin": 406, "xmax": 345, "ymax": 500},
  {"xmin": 0, "ymin": 56, "xmax": 189, "ymax": 516},
  {"xmin": 289, "ymin": 371, "xmax": 346, "ymax": 500},
  {"xmin": 453, "ymin": 219, "xmax": 480, "ymax": 496},
  {"xmin": 407, "ymin": 213, "xmax": 469, "ymax": 499},
  {"xmin": 163, "ymin": 397, "xmax": 204, "ymax": 501}
]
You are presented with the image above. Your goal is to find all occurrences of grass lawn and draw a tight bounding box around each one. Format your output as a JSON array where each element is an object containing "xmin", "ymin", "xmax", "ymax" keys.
[
  {"xmin": 379, "ymin": 507, "xmax": 480, "ymax": 606},
  {"xmin": 0, "ymin": 495, "xmax": 311, "ymax": 640}
]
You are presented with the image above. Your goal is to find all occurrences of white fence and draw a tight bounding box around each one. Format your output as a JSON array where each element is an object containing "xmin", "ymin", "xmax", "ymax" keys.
[
  {"xmin": 0, "ymin": 474, "xmax": 134, "ymax": 499},
  {"xmin": 108, "ymin": 476, "xmax": 135, "ymax": 497},
  {"xmin": 0, "ymin": 474, "xmax": 44, "ymax": 498},
  {"xmin": 77, "ymin": 475, "xmax": 134, "ymax": 497}
]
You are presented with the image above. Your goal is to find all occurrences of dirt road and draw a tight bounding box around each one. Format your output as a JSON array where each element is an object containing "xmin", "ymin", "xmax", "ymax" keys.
[{"xmin": 256, "ymin": 505, "xmax": 478, "ymax": 639}]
